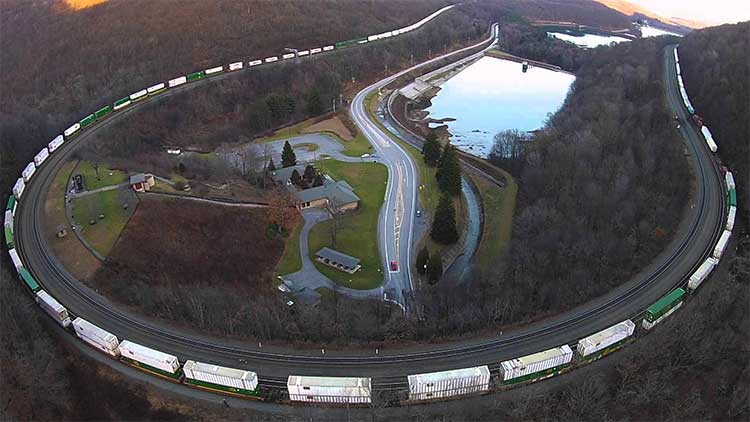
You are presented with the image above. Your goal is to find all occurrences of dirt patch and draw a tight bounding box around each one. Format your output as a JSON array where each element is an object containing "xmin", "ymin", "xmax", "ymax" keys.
[
  {"xmin": 301, "ymin": 115, "xmax": 354, "ymax": 141},
  {"xmin": 44, "ymin": 160, "xmax": 101, "ymax": 280},
  {"xmin": 90, "ymin": 196, "xmax": 296, "ymax": 292}
]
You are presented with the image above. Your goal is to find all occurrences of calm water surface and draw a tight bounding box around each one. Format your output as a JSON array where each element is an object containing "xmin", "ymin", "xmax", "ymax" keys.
[
  {"xmin": 427, "ymin": 56, "xmax": 575, "ymax": 157},
  {"xmin": 548, "ymin": 32, "xmax": 631, "ymax": 48}
]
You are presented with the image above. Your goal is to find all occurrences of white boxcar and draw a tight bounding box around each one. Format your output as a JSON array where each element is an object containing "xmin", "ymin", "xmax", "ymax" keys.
[
  {"xmin": 675, "ymin": 61, "xmax": 681, "ymax": 75},
  {"xmin": 282, "ymin": 53, "xmax": 295, "ymax": 60},
  {"xmin": 13, "ymin": 178, "xmax": 25, "ymax": 199},
  {"xmin": 147, "ymin": 82, "xmax": 166, "ymax": 94},
  {"xmin": 8, "ymin": 248, "xmax": 23, "ymax": 272},
  {"xmin": 577, "ymin": 320, "xmax": 635, "ymax": 359},
  {"xmin": 500, "ymin": 345, "xmax": 573, "ymax": 383},
  {"xmin": 725, "ymin": 171, "xmax": 735, "ymax": 190},
  {"xmin": 298, "ymin": 50, "xmax": 309, "ymax": 56},
  {"xmin": 264, "ymin": 56, "xmax": 278, "ymax": 63},
  {"xmin": 72, "ymin": 317, "xmax": 120, "ymax": 357},
  {"xmin": 36, "ymin": 290, "xmax": 72, "ymax": 328},
  {"xmin": 118, "ymin": 340, "xmax": 181, "ymax": 376},
  {"xmin": 4, "ymin": 209, "xmax": 13, "ymax": 230},
  {"xmin": 323, "ymin": 45, "xmax": 334, "ymax": 51},
  {"xmin": 688, "ymin": 257, "xmax": 718, "ymax": 290},
  {"xmin": 701, "ymin": 126, "xmax": 717, "ymax": 152},
  {"xmin": 287, "ymin": 376, "xmax": 371, "ymax": 404},
  {"xmin": 712, "ymin": 230, "xmax": 731, "ymax": 259},
  {"xmin": 229, "ymin": 61, "xmax": 244, "ymax": 71},
  {"xmin": 205, "ymin": 66, "xmax": 223, "ymax": 75},
  {"xmin": 183, "ymin": 360, "xmax": 258, "ymax": 394},
  {"xmin": 726, "ymin": 206, "xmax": 736, "ymax": 231},
  {"xmin": 249, "ymin": 59, "xmax": 262, "ymax": 66},
  {"xmin": 34, "ymin": 148, "xmax": 50, "ymax": 167},
  {"xmin": 168, "ymin": 76, "xmax": 187, "ymax": 88},
  {"xmin": 310, "ymin": 48, "xmax": 322, "ymax": 54},
  {"xmin": 130, "ymin": 89, "xmax": 148, "ymax": 101},
  {"xmin": 48, "ymin": 134, "xmax": 64, "ymax": 153},
  {"xmin": 673, "ymin": 48, "xmax": 679, "ymax": 63},
  {"xmin": 64, "ymin": 122, "xmax": 81, "ymax": 137},
  {"xmin": 22, "ymin": 162, "xmax": 36, "ymax": 183},
  {"xmin": 408, "ymin": 366, "xmax": 490, "ymax": 401}
]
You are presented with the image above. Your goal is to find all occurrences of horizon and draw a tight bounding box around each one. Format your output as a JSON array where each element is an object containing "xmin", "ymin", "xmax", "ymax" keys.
[{"xmin": 629, "ymin": 0, "xmax": 750, "ymax": 26}]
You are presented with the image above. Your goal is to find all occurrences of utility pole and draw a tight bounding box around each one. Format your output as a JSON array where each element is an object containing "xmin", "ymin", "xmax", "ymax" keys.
[{"xmin": 332, "ymin": 97, "xmax": 336, "ymax": 113}]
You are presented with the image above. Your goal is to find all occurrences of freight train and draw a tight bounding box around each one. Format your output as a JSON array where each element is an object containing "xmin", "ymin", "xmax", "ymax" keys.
[{"xmin": 2, "ymin": 25, "xmax": 739, "ymax": 407}]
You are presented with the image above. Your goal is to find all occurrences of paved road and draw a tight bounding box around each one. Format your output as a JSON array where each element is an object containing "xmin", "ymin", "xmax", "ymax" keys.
[{"xmin": 13, "ymin": 30, "xmax": 725, "ymax": 404}]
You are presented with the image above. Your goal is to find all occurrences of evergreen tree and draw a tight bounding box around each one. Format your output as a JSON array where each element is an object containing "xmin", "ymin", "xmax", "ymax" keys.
[
  {"xmin": 430, "ymin": 193, "xmax": 459, "ymax": 244},
  {"xmin": 303, "ymin": 164, "xmax": 317, "ymax": 182},
  {"xmin": 436, "ymin": 144, "xmax": 461, "ymax": 196},
  {"xmin": 421, "ymin": 131, "xmax": 442, "ymax": 166},
  {"xmin": 416, "ymin": 246, "xmax": 430, "ymax": 275},
  {"xmin": 313, "ymin": 174, "xmax": 325, "ymax": 187},
  {"xmin": 306, "ymin": 88, "xmax": 324, "ymax": 115},
  {"xmin": 267, "ymin": 158, "xmax": 276, "ymax": 171},
  {"xmin": 281, "ymin": 140, "xmax": 297, "ymax": 167},
  {"xmin": 290, "ymin": 169, "xmax": 302, "ymax": 186},
  {"xmin": 427, "ymin": 252, "xmax": 443, "ymax": 282}
]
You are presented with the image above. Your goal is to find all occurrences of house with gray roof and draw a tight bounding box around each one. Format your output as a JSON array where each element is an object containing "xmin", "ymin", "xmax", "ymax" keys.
[
  {"xmin": 270, "ymin": 164, "xmax": 360, "ymax": 212},
  {"xmin": 315, "ymin": 247, "xmax": 361, "ymax": 274}
]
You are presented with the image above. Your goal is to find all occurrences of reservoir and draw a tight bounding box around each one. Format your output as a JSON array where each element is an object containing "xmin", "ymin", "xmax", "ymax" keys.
[
  {"xmin": 547, "ymin": 32, "xmax": 631, "ymax": 48},
  {"xmin": 426, "ymin": 56, "xmax": 575, "ymax": 157}
]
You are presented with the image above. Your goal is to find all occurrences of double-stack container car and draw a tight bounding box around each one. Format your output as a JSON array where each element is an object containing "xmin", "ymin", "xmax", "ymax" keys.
[
  {"xmin": 287, "ymin": 376, "xmax": 372, "ymax": 404},
  {"xmin": 118, "ymin": 340, "xmax": 182, "ymax": 380},
  {"xmin": 183, "ymin": 360, "xmax": 259, "ymax": 397},
  {"xmin": 73, "ymin": 318, "xmax": 121, "ymax": 357},
  {"xmin": 576, "ymin": 320, "xmax": 635, "ymax": 361},
  {"xmin": 499, "ymin": 345, "xmax": 573, "ymax": 385},
  {"xmin": 407, "ymin": 366, "xmax": 491, "ymax": 401},
  {"xmin": 642, "ymin": 288, "xmax": 685, "ymax": 330}
]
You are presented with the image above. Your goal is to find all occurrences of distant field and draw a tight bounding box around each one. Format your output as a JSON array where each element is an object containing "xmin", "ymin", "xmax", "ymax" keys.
[
  {"xmin": 470, "ymin": 171, "xmax": 517, "ymax": 271},
  {"xmin": 70, "ymin": 187, "xmax": 137, "ymax": 256},
  {"xmin": 276, "ymin": 217, "xmax": 304, "ymax": 276},
  {"xmin": 307, "ymin": 160, "xmax": 387, "ymax": 289}
]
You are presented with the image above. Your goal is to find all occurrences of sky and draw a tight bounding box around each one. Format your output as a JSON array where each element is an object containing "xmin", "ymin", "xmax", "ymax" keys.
[{"xmin": 628, "ymin": 0, "xmax": 750, "ymax": 25}]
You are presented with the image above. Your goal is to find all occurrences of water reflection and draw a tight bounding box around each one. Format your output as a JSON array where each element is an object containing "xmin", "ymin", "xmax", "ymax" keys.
[
  {"xmin": 427, "ymin": 56, "xmax": 575, "ymax": 157},
  {"xmin": 548, "ymin": 32, "xmax": 631, "ymax": 48}
]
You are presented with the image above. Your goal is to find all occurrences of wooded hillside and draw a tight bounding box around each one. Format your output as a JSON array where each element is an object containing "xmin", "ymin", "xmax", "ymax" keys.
[{"xmin": 679, "ymin": 21, "xmax": 749, "ymax": 222}]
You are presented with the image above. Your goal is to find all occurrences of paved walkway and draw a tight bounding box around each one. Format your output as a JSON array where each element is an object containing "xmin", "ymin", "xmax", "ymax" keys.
[
  {"xmin": 143, "ymin": 191, "xmax": 268, "ymax": 208},
  {"xmin": 281, "ymin": 209, "xmax": 385, "ymax": 303},
  {"xmin": 70, "ymin": 182, "xmax": 129, "ymax": 198}
]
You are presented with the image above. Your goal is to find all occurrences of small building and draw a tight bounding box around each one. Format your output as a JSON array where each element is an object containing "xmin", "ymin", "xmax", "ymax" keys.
[
  {"xmin": 130, "ymin": 173, "xmax": 155, "ymax": 192},
  {"xmin": 296, "ymin": 181, "xmax": 360, "ymax": 211},
  {"xmin": 315, "ymin": 247, "xmax": 361, "ymax": 274}
]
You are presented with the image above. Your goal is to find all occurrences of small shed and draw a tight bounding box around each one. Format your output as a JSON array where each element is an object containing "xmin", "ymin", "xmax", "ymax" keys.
[
  {"xmin": 130, "ymin": 173, "xmax": 155, "ymax": 192},
  {"xmin": 315, "ymin": 247, "xmax": 361, "ymax": 274}
]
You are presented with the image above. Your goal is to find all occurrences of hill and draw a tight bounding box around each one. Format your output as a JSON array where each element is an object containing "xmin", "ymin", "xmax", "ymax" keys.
[
  {"xmin": 679, "ymin": 21, "xmax": 749, "ymax": 221},
  {"xmin": 595, "ymin": 0, "xmax": 708, "ymax": 29}
]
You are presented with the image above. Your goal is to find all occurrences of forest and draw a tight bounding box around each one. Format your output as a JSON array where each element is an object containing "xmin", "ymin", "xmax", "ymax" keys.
[{"xmin": 679, "ymin": 21, "xmax": 749, "ymax": 215}]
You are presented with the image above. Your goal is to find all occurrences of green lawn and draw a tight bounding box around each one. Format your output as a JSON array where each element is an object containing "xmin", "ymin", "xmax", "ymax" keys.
[
  {"xmin": 71, "ymin": 188, "xmax": 137, "ymax": 256},
  {"xmin": 307, "ymin": 160, "xmax": 387, "ymax": 289},
  {"xmin": 276, "ymin": 218, "xmax": 303, "ymax": 276},
  {"xmin": 470, "ymin": 171, "xmax": 518, "ymax": 271},
  {"xmin": 48, "ymin": 161, "xmax": 77, "ymax": 230},
  {"xmin": 74, "ymin": 161, "xmax": 128, "ymax": 191},
  {"xmin": 293, "ymin": 143, "xmax": 320, "ymax": 152},
  {"xmin": 254, "ymin": 117, "xmax": 318, "ymax": 143}
]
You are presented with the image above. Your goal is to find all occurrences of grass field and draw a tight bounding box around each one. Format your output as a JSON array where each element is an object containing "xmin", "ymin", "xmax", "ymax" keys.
[
  {"xmin": 254, "ymin": 117, "xmax": 319, "ymax": 143},
  {"xmin": 293, "ymin": 143, "xmax": 319, "ymax": 152},
  {"xmin": 74, "ymin": 161, "xmax": 128, "ymax": 191},
  {"xmin": 71, "ymin": 188, "xmax": 137, "ymax": 256},
  {"xmin": 276, "ymin": 218, "xmax": 303, "ymax": 276},
  {"xmin": 307, "ymin": 160, "xmax": 387, "ymax": 289},
  {"xmin": 470, "ymin": 170, "xmax": 517, "ymax": 271}
]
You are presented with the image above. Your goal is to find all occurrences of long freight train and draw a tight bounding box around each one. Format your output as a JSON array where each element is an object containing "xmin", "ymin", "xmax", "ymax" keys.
[{"xmin": 2, "ymin": 25, "xmax": 738, "ymax": 407}]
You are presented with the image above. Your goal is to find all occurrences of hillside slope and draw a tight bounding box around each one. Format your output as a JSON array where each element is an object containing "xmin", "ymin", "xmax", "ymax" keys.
[{"xmin": 679, "ymin": 21, "xmax": 749, "ymax": 223}]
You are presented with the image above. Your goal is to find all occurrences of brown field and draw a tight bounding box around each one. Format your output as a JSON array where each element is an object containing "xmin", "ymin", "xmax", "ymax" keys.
[
  {"xmin": 302, "ymin": 115, "xmax": 355, "ymax": 141},
  {"xmin": 90, "ymin": 196, "xmax": 297, "ymax": 292}
]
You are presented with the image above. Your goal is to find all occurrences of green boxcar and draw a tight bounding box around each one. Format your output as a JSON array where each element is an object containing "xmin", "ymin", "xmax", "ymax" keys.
[
  {"xmin": 95, "ymin": 105, "xmax": 112, "ymax": 119},
  {"xmin": 4, "ymin": 226, "xmax": 13, "ymax": 249},
  {"xmin": 728, "ymin": 188, "xmax": 737, "ymax": 208},
  {"xmin": 114, "ymin": 97, "xmax": 130, "ymax": 108},
  {"xmin": 19, "ymin": 268, "xmax": 41, "ymax": 293},
  {"xmin": 79, "ymin": 114, "xmax": 96, "ymax": 128},
  {"xmin": 335, "ymin": 37, "xmax": 367, "ymax": 49},
  {"xmin": 187, "ymin": 71, "xmax": 205, "ymax": 81},
  {"xmin": 6, "ymin": 195, "xmax": 16, "ymax": 213},
  {"xmin": 645, "ymin": 288, "xmax": 685, "ymax": 323}
]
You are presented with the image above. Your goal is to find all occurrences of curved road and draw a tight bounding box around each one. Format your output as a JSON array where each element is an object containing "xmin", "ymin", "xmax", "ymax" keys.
[{"xmin": 14, "ymin": 24, "xmax": 724, "ymax": 400}]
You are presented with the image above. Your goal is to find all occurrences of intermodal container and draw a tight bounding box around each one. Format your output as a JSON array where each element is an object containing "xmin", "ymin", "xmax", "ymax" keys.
[
  {"xmin": 643, "ymin": 288, "xmax": 685, "ymax": 329},
  {"xmin": 297, "ymin": 50, "xmax": 309, "ymax": 56},
  {"xmin": 323, "ymin": 45, "xmax": 334, "ymax": 51},
  {"xmin": 34, "ymin": 147, "xmax": 50, "ymax": 166},
  {"xmin": 79, "ymin": 113, "xmax": 96, "ymax": 128},
  {"xmin": 287, "ymin": 376, "xmax": 371, "ymax": 404},
  {"xmin": 726, "ymin": 206, "xmax": 736, "ymax": 231},
  {"xmin": 205, "ymin": 66, "xmax": 223, "ymax": 75},
  {"xmin": 13, "ymin": 178, "xmax": 25, "ymax": 199},
  {"xmin": 22, "ymin": 162, "xmax": 36, "ymax": 183},
  {"xmin": 118, "ymin": 340, "xmax": 181, "ymax": 379},
  {"xmin": 183, "ymin": 360, "xmax": 259, "ymax": 396},
  {"xmin": 4, "ymin": 225, "xmax": 13, "ymax": 249},
  {"xmin": 147, "ymin": 82, "xmax": 166, "ymax": 95},
  {"xmin": 408, "ymin": 366, "xmax": 490, "ymax": 401},
  {"xmin": 701, "ymin": 126, "xmax": 717, "ymax": 152},
  {"xmin": 310, "ymin": 48, "xmax": 322, "ymax": 54},
  {"xmin": 9, "ymin": 248, "xmax": 22, "ymax": 272},
  {"xmin": 282, "ymin": 53, "xmax": 295, "ymax": 60},
  {"xmin": 577, "ymin": 320, "xmax": 635, "ymax": 359},
  {"xmin": 113, "ymin": 97, "xmax": 131, "ymax": 111},
  {"xmin": 728, "ymin": 188, "xmax": 737, "ymax": 208},
  {"xmin": 713, "ymin": 229, "xmax": 731, "ymax": 259},
  {"xmin": 688, "ymin": 256, "xmax": 718, "ymax": 290},
  {"xmin": 264, "ymin": 56, "xmax": 278, "ymax": 63},
  {"xmin": 500, "ymin": 345, "xmax": 573, "ymax": 384},
  {"xmin": 48, "ymin": 134, "xmax": 64, "ymax": 153},
  {"xmin": 95, "ymin": 105, "xmax": 112, "ymax": 119},
  {"xmin": 168, "ymin": 76, "xmax": 187, "ymax": 87},
  {"xmin": 64, "ymin": 122, "xmax": 81, "ymax": 137},
  {"xmin": 248, "ymin": 59, "xmax": 262, "ymax": 66},
  {"xmin": 72, "ymin": 317, "xmax": 120, "ymax": 357},
  {"xmin": 130, "ymin": 89, "xmax": 148, "ymax": 101},
  {"xmin": 229, "ymin": 62, "xmax": 244, "ymax": 71},
  {"xmin": 187, "ymin": 71, "xmax": 205, "ymax": 81},
  {"xmin": 36, "ymin": 290, "xmax": 72, "ymax": 328},
  {"xmin": 4, "ymin": 209, "xmax": 12, "ymax": 230},
  {"xmin": 725, "ymin": 171, "xmax": 735, "ymax": 190},
  {"xmin": 7, "ymin": 194, "xmax": 17, "ymax": 215},
  {"xmin": 19, "ymin": 267, "xmax": 41, "ymax": 292}
]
